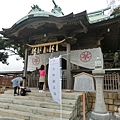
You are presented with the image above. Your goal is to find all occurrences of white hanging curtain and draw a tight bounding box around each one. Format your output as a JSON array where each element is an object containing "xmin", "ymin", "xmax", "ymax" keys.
[
  {"xmin": 27, "ymin": 47, "xmax": 103, "ymax": 71},
  {"xmin": 63, "ymin": 47, "xmax": 103, "ymax": 69}
]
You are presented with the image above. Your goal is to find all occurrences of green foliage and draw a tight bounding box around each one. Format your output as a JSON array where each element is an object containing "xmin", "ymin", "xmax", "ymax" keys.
[
  {"xmin": 0, "ymin": 52, "xmax": 9, "ymax": 64},
  {"xmin": 0, "ymin": 37, "xmax": 25, "ymax": 64}
]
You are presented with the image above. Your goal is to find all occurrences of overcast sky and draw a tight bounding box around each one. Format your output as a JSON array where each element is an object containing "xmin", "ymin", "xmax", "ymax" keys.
[{"xmin": 0, "ymin": 0, "xmax": 110, "ymax": 71}]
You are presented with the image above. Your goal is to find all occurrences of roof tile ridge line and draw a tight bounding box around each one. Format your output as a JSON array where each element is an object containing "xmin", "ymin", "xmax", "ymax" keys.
[{"xmin": 88, "ymin": 7, "xmax": 111, "ymax": 16}]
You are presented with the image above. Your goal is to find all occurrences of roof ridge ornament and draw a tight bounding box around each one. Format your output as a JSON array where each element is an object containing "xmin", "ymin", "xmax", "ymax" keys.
[
  {"xmin": 51, "ymin": 0, "xmax": 64, "ymax": 16},
  {"xmin": 29, "ymin": 4, "xmax": 43, "ymax": 14}
]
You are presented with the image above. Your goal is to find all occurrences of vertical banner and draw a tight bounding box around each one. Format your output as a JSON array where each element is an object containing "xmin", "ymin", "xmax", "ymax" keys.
[{"xmin": 48, "ymin": 55, "xmax": 62, "ymax": 104}]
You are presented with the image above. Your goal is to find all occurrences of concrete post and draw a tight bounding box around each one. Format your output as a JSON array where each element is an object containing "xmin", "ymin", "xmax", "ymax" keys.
[{"xmin": 90, "ymin": 69, "xmax": 110, "ymax": 120}]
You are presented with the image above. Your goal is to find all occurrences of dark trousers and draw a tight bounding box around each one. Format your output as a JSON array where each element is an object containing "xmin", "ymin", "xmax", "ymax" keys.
[
  {"xmin": 14, "ymin": 86, "xmax": 20, "ymax": 95},
  {"xmin": 39, "ymin": 82, "xmax": 44, "ymax": 90}
]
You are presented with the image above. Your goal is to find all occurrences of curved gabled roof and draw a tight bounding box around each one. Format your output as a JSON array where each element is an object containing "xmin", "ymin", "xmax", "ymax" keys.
[
  {"xmin": 16, "ymin": 11, "xmax": 63, "ymax": 25},
  {"xmin": 0, "ymin": 10, "xmax": 90, "ymax": 42},
  {"xmin": 16, "ymin": 5, "xmax": 64, "ymax": 25},
  {"xmin": 1, "ymin": 6, "xmax": 120, "ymax": 52}
]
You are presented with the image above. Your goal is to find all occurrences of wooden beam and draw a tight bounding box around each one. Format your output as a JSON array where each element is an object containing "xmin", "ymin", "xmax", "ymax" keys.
[{"xmin": 79, "ymin": 20, "xmax": 88, "ymax": 33}]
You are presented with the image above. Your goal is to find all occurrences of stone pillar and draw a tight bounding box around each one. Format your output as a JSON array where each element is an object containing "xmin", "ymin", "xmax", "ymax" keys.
[
  {"xmin": 66, "ymin": 43, "xmax": 71, "ymax": 89},
  {"xmin": 90, "ymin": 69, "xmax": 110, "ymax": 120}
]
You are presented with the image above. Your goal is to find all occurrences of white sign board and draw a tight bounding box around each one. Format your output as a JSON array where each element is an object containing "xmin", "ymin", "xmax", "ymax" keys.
[{"xmin": 74, "ymin": 72, "xmax": 95, "ymax": 92}]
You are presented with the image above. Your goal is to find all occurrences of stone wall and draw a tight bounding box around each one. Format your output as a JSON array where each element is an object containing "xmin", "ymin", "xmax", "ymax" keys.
[{"xmin": 87, "ymin": 92, "xmax": 120, "ymax": 112}]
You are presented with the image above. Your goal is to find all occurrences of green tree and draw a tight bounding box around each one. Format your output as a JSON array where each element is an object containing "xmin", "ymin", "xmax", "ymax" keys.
[{"xmin": 0, "ymin": 37, "xmax": 25, "ymax": 65}]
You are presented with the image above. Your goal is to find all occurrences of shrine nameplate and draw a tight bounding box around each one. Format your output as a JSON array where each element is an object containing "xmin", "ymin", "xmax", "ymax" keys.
[{"xmin": 74, "ymin": 72, "xmax": 95, "ymax": 92}]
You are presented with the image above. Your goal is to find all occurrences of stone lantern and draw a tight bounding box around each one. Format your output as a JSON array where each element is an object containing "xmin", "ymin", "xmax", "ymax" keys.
[{"xmin": 90, "ymin": 57, "xmax": 110, "ymax": 120}]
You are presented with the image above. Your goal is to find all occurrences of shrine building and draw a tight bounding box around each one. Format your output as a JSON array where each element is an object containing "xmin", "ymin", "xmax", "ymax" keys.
[{"xmin": 0, "ymin": 1, "xmax": 120, "ymax": 89}]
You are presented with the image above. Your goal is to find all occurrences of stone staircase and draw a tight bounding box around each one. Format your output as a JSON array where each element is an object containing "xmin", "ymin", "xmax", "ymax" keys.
[{"xmin": 0, "ymin": 88, "xmax": 82, "ymax": 120}]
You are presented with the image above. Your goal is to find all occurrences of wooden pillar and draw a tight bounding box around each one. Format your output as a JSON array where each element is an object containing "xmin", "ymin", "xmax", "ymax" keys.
[
  {"xmin": 23, "ymin": 48, "xmax": 28, "ymax": 87},
  {"xmin": 27, "ymin": 74, "xmax": 30, "ymax": 87},
  {"xmin": 83, "ymin": 92, "xmax": 86, "ymax": 120},
  {"xmin": 66, "ymin": 43, "xmax": 71, "ymax": 89}
]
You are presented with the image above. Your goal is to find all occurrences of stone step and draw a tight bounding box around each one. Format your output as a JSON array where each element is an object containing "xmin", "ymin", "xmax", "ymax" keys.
[
  {"xmin": 0, "ymin": 97, "xmax": 74, "ymax": 112},
  {"xmin": 0, "ymin": 93, "xmax": 76, "ymax": 105},
  {"xmin": 0, "ymin": 108, "xmax": 69, "ymax": 120},
  {"xmin": 0, "ymin": 88, "xmax": 82, "ymax": 120},
  {"xmin": 0, "ymin": 102, "xmax": 72, "ymax": 119},
  {"xmin": 5, "ymin": 88, "xmax": 80, "ymax": 100},
  {"xmin": 3, "ymin": 89, "xmax": 78, "ymax": 107},
  {"xmin": 0, "ymin": 116, "xmax": 23, "ymax": 120}
]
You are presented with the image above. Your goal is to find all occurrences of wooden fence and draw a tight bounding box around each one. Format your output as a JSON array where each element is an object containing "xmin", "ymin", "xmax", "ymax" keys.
[{"xmin": 104, "ymin": 72, "xmax": 120, "ymax": 92}]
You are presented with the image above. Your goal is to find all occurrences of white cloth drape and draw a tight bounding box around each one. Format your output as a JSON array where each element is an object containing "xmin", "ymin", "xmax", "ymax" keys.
[
  {"xmin": 27, "ymin": 47, "xmax": 103, "ymax": 71},
  {"xmin": 63, "ymin": 47, "xmax": 103, "ymax": 69}
]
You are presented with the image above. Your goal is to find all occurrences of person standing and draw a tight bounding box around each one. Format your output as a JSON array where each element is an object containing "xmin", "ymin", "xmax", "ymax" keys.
[
  {"xmin": 11, "ymin": 76, "xmax": 26, "ymax": 96},
  {"xmin": 38, "ymin": 65, "xmax": 46, "ymax": 93}
]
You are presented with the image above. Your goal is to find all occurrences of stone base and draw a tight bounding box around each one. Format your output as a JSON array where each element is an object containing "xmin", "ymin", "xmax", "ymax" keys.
[
  {"xmin": 114, "ymin": 112, "xmax": 120, "ymax": 119},
  {"xmin": 89, "ymin": 111, "xmax": 110, "ymax": 120}
]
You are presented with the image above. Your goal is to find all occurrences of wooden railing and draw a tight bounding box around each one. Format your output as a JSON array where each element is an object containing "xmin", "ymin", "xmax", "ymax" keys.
[
  {"xmin": 104, "ymin": 72, "xmax": 120, "ymax": 92},
  {"xmin": 27, "ymin": 70, "xmax": 67, "ymax": 89}
]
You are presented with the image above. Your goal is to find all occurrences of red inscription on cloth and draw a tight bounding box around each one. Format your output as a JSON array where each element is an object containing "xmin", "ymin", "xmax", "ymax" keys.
[
  {"xmin": 32, "ymin": 56, "xmax": 40, "ymax": 65},
  {"xmin": 80, "ymin": 51, "xmax": 92, "ymax": 62}
]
